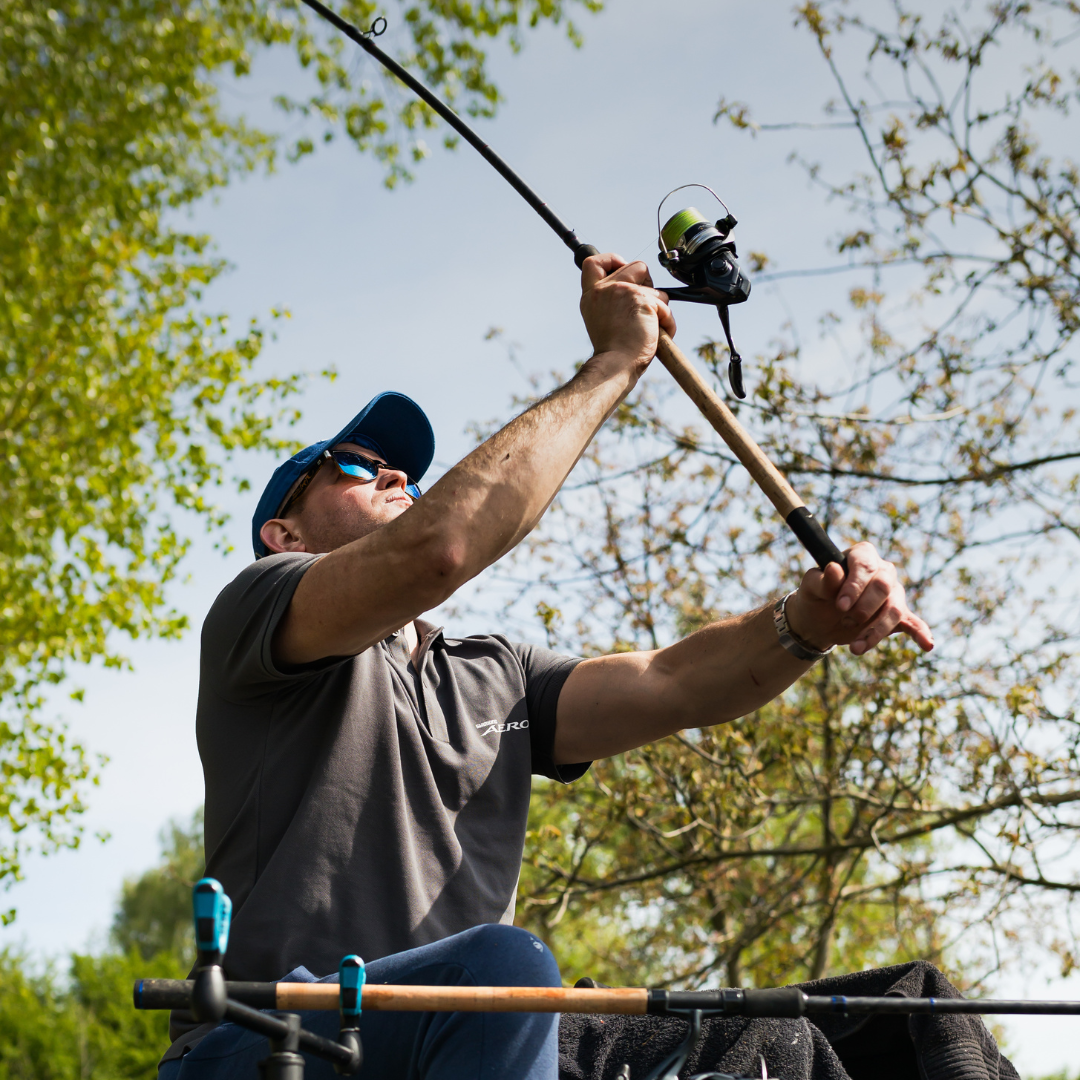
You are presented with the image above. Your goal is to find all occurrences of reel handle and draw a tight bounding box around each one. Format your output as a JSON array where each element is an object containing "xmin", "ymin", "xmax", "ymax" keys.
[{"xmin": 653, "ymin": 330, "xmax": 847, "ymax": 572}]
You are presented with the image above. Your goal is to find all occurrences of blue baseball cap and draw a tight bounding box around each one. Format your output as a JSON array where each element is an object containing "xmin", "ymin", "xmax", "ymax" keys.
[{"xmin": 251, "ymin": 391, "xmax": 435, "ymax": 558}]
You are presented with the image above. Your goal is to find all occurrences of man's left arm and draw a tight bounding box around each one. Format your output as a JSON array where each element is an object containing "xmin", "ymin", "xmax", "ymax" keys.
[{"xmin": 553, "ymin": 542, "xmax": 934, "ymax": 765}]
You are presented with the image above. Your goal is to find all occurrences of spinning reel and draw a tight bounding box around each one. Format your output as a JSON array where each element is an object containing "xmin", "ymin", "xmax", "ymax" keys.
[{"xmin": 657, "ymin": 185, "xmax": 752, "ymax": 398}]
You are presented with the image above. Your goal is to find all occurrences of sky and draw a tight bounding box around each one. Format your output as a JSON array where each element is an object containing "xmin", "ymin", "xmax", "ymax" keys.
[{"xmin": 2, "ymin": 1, "xmax": 1078, "ymax": 1073}]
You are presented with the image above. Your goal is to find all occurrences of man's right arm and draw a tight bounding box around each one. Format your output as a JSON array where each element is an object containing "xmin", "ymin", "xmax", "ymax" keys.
[{"xmin": 273, "ymin": 255, "xmax": 674, "ymax": 666}]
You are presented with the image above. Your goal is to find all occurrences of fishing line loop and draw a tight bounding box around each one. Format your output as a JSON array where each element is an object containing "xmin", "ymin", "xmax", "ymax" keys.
[{"xmin": 656, "ymin": 183, "xmax": 731, "ymax": 258}]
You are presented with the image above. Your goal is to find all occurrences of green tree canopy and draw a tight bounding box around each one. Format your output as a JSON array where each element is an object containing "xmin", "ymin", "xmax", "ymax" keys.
[
  {"xmin": 112, "ymin": 807, "xmax": 204, "ymax": 963},
  {"xmin": 0, "ymin": 812, "xmax": 201, "ymax": 1078},
  {"xmin": 0, "ymin": 0, "xmax": 599, "ymax": 910}
]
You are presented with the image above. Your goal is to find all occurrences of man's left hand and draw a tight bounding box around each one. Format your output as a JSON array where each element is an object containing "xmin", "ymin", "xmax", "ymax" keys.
[{"xmin": 786, "ymin": 541, "xmax": 934, "ymax": 656}]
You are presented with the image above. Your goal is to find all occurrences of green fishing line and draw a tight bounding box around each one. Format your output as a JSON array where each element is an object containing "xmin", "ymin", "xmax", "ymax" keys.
[{"xmin": 660, "ymin": 207, "xmax": 709, "ymax": 252}]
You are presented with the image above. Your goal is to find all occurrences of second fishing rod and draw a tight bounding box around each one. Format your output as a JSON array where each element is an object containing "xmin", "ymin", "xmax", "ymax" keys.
[{"xmin": 296, "ymin": 0, "xmax": 848, "ymax": 572}]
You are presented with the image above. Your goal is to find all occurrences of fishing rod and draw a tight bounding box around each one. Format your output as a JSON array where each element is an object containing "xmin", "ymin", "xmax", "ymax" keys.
[
  {"xmin": 135, "ymin": 976, "xmax": 1080, "ymax": 1018},
  {"xmin": 296, "ymin": 0, "xmax": 847, "ymax": 571}
]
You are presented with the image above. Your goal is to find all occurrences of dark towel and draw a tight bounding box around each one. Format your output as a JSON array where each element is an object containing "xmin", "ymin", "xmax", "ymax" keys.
[
  {"xmin": 557, "ymin": 961, "xmax": 1021, "ymax": 1080},
  {"xmin": 798, "ymin": 961, "xmax": 1020, "ymax": 1080}
]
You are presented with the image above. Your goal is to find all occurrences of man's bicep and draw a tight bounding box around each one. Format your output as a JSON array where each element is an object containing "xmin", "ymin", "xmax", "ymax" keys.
[
  {"xmin": 270, "ymin": 546, "xmax": 422, "ymax": 667},
  {"xmin": 270, "ymin": 521, "xmax": 456, "ymax": 666}
]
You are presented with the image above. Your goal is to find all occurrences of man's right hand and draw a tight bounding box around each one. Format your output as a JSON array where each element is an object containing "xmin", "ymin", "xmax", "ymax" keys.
[{"xmin": 579, "ymin": 254, "xmax": 676, "ymax": 376}]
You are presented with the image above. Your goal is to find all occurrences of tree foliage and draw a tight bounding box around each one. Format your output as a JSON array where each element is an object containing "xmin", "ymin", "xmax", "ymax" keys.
[
  {"xmin": 0, "ymin": 0, "xmax": 599, "ymax": 902},
  {"xmin": 0, "ymin": 813, "xmax": 199, "ymax": 1079},
  {"xmin": 511, "ymin": 0, "xmax": 1080, "ymax": 989},
  {"xmin": 112, "ymin": 807, "xmax": 204, "ymax": 963}
]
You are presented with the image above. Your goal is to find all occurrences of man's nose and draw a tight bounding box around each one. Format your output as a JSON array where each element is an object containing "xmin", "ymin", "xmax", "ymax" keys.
[{"xmin": 376, "ymin": 467, "xmax": 408, "ymax": 489}]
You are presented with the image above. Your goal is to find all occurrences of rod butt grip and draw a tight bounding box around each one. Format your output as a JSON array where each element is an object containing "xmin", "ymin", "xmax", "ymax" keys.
[
  {"xmin": 573, "ymin": 243, "xmax": 600, "ymax": 268},
  {"xmin": 785, "ymin": 507, "xmax": 848, "ymax": 571}
]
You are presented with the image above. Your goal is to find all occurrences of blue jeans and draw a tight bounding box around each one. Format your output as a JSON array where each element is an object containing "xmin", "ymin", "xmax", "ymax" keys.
[{"xmin": 159, "ymin": 924, "xmax": 560, "ymax": 1080}]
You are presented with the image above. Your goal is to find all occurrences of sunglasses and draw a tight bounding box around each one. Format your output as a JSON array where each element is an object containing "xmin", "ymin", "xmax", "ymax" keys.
[{"xmin": 278, "ymin": 450, "xmax": 422, "ymax": 519}]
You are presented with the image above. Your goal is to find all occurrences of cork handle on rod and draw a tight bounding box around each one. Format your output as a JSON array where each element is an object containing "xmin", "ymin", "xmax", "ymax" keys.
[
  {"xmin": 273, "ymin": 983, "xmax": 650, "ymax": 1015},
  {"xmin": 653, "ymin": 331, "xmax": 847, "ymax": 570}
]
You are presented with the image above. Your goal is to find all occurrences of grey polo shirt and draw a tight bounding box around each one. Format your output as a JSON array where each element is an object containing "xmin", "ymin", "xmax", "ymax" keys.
[{"xmin": 196, "ymin": 551, "xmax": 587, "ymax": 985}]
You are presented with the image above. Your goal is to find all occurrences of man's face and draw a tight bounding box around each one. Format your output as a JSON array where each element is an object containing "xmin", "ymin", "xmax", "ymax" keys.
[{"xmin": 267, "ymin": 443, "xmax": 415, "ymax": 554}]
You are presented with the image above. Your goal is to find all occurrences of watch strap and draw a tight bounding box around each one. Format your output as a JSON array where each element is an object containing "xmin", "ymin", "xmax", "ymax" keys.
[{"xmin": 773, "ymin": 591, "xmax": 833, "ymax": 662}]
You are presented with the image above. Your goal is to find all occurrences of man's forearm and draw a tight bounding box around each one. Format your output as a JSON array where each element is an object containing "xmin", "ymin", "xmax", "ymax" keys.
[
  {"xmin": 279, "ymin": 353, "xmax": 640, "ymax": 662},
  {"xmin": 416, "ymin": 352, "xmax": 638, "ymax": 576},
  {"xmin": 554, "ymin": 604, "xmax": 815, "ymax": 763}
]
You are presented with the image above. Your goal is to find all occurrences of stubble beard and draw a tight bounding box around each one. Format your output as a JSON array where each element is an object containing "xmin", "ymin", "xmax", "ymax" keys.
[{"xmin": 301, "ymin": 497, "xmax": 408, "ymax": 554}]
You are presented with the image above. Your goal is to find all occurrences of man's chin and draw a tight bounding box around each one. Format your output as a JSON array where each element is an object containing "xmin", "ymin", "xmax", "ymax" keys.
[{"xmin": 313, "ymin": 499, "xmax": 413, "ymax": 552}]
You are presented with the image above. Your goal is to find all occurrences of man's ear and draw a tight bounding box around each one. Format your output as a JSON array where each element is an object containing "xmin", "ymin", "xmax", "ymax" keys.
[{"xmin": 260, "ymin": 518, "xmax": 308, "ymax": 555}]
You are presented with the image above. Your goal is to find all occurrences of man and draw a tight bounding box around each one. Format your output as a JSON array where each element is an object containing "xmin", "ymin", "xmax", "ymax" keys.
[{"xmin": 161, "ymin": 254, "xmax": 932, "ymax": 1080}]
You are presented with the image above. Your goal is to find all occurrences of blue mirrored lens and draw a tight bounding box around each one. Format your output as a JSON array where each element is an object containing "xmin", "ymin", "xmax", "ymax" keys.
[
  {"xmin": 332, "ymin": 453, "xmax": 421, "ymax": 499},
  {"xmin": 335, "ymin": 459, "xmax": 381, "ymax": 480}
]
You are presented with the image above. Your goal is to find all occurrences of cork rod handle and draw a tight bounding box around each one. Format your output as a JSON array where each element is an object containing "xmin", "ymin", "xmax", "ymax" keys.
[
  {"xmin": 654, "ymin": 330, "xmax": 802, "ymax": 517},
  {"xmin": 274, "ymin": 983, "xmax": 649, "ymax": 1014},
  {"xmin": 653, "ymin": 331, "xmax": 847, "ymax": 570}
]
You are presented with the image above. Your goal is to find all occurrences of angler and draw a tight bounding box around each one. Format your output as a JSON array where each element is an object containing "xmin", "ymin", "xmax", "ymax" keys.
[
  {"xmin": 158, "ymin": 248, "xmax": 932, "ymax": 1080},
  {"xmin": 151, "ymin": 6, "xmax": 943, "ymax": 1079}
]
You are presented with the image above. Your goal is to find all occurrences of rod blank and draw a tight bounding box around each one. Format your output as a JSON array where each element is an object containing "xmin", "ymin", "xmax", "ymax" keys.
[{"xmin": 297, "ymin": 0, "xmax": 591, "ymax": 263}]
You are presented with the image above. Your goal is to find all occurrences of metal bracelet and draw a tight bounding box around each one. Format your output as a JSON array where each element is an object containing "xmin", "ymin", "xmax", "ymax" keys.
[{"xmin": 773, "ymin": 591, "xmax": 833, "ymax": 662}]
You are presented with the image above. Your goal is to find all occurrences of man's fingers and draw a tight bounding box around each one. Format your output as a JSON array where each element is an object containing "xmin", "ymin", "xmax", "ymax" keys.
[
  {"xmin": 834, "ymin": 541, "xmax": 883, "ymax": 613},
  {"xmin": 848, "ymin": 595, "xmax": 902, "ymax": 655},
  {"xmin": 850, "ymin": 604, "xmax": 935, "ymax": 656},
  {"xmin": 608, "ymin": 258, "xmax": 653, "ymax": 286},
  {"xmin": 900, "ymin": 612, "xmax": 935, "ymax": 652},
  {"xmin": 582, "ymin": 253, "xmax": 656, "ymax": 291},
  {"xmin": 800, "ymin": 562, "xmax": 844, "ymax": 601},
  {"xmin": 581, "ymin": 252, "xmax": 629, "ymax": 290},
  {"xmin": 657, "ymin": 296, "xmax": 676, "ymax": 339},
  {"xmin": 843, "ymin": 571, "xmax": 895, "ymax": 625}
]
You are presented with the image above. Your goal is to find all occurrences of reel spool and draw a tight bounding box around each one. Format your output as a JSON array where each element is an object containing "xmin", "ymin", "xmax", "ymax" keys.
[{"xmin": 657, "ymin": 185, "xmax": 751, "ymax": 398}]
